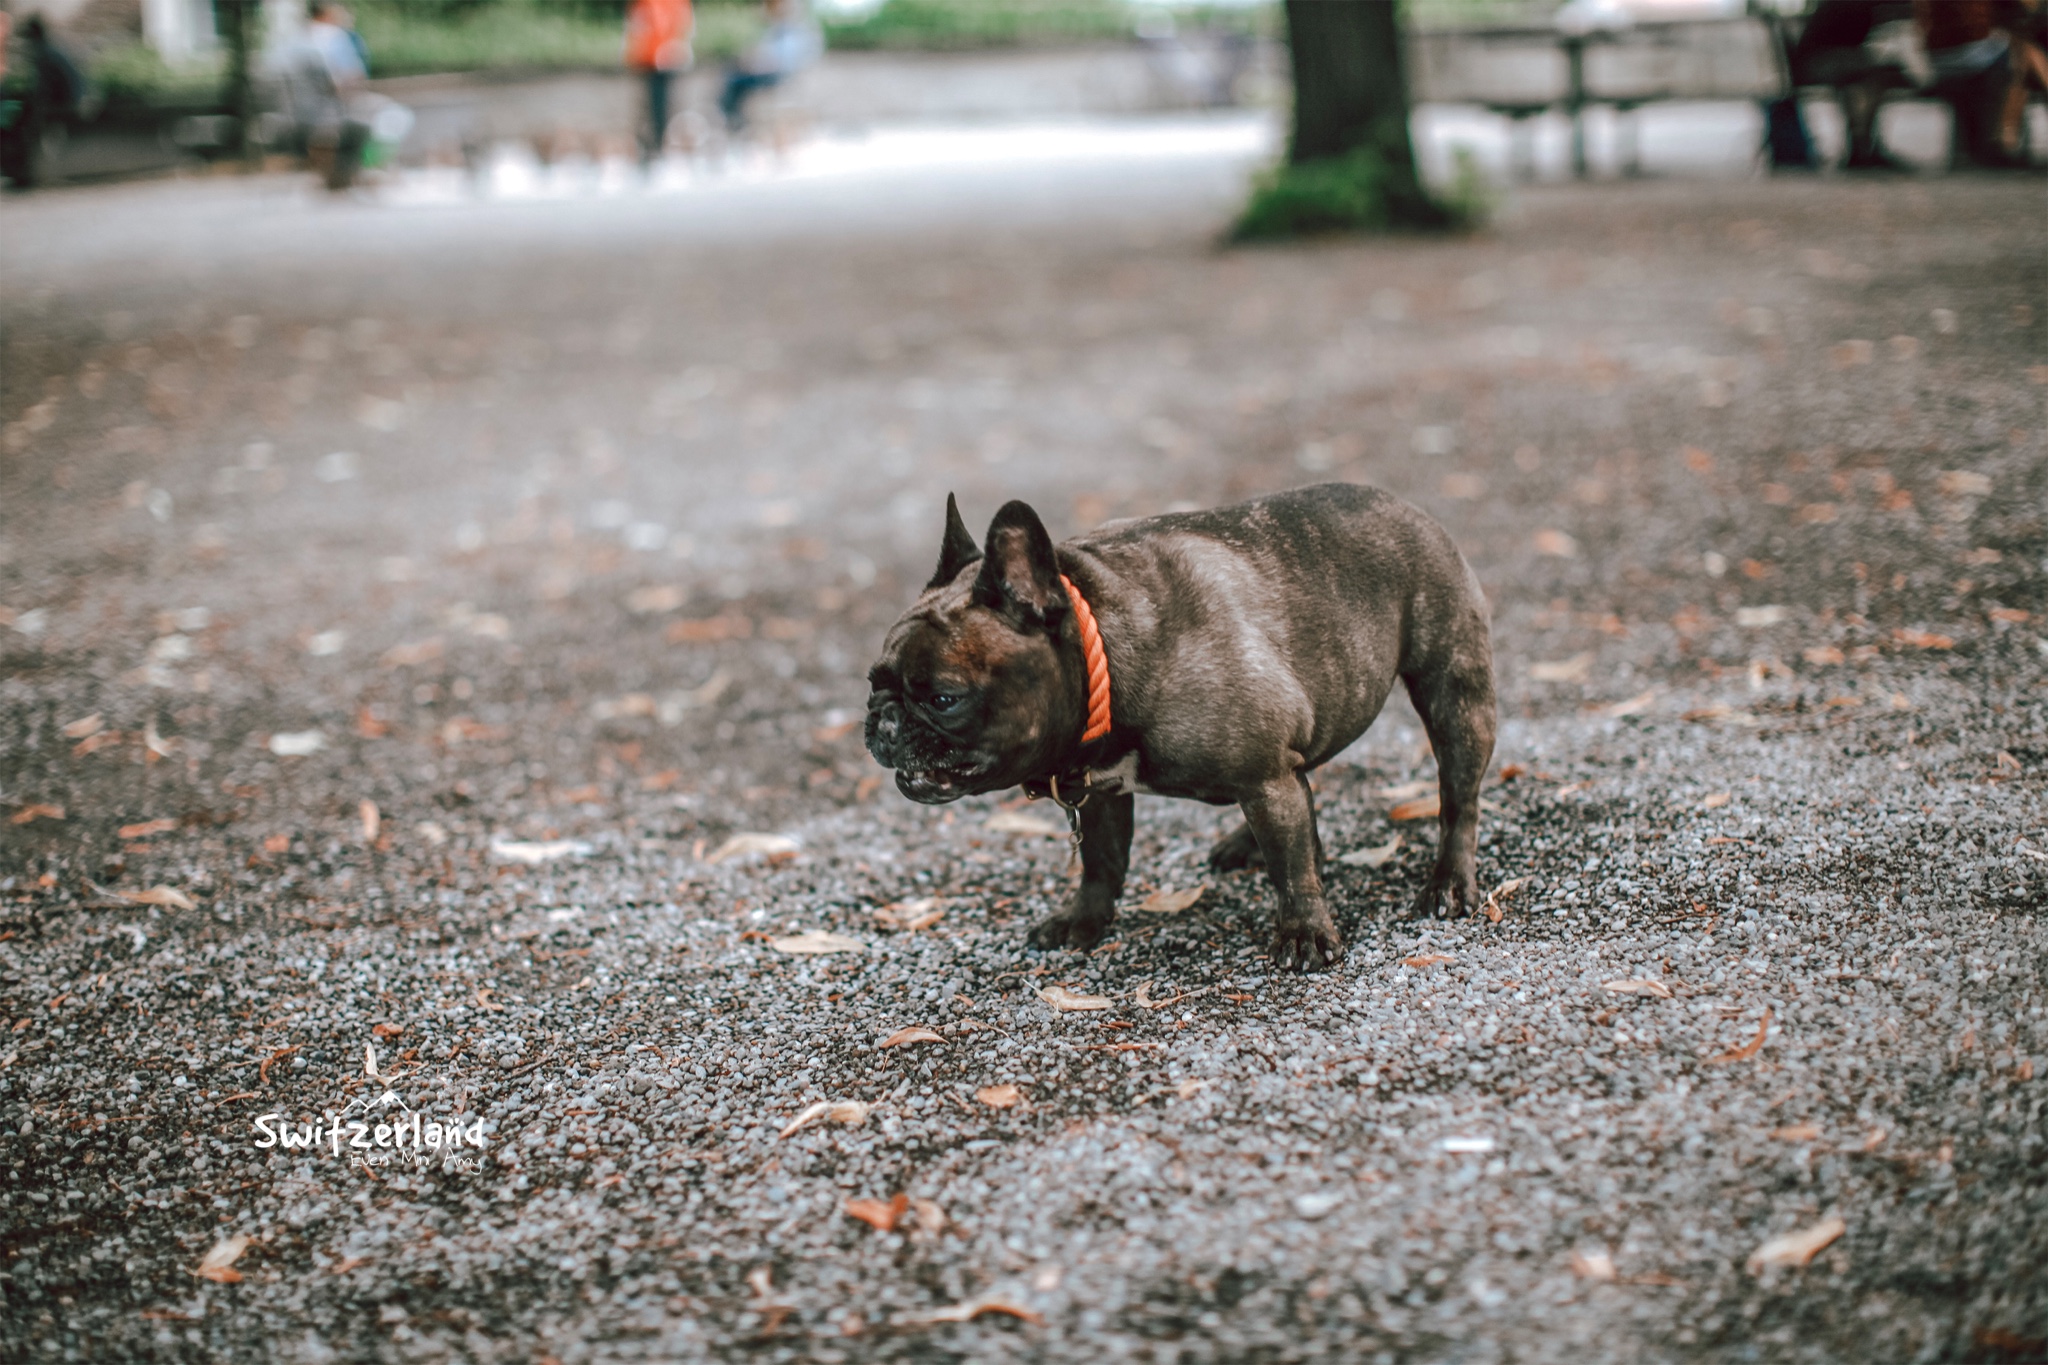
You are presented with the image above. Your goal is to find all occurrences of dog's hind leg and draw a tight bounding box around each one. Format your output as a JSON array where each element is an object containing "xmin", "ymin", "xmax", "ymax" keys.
[{"xmin": 1403, "ymin": 645, "xmax": 1497, "ymax": 919}]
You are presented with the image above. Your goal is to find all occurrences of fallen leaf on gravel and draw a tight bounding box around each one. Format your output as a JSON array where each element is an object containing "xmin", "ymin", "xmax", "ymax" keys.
[
  {"xmin": 371, "ymin": 1022, "xmax": 404, "ymax": 1039},
  {"xmin": 1700, "ymin": 791, "xmax": 1732, "ymax": 810},
  {"xmin": 1600, "ymin": 689, "xmax": 1657, "ymax": 719},
  {"xmin": 267, "ymin": 730, "xmax": 325, "ymax": 757},
  {"xmin": 625, "ymin": 584, "xmax": 687, "ymax": 615},
  {"xmin": 1377, "ymin": 779, "xmax": 1435, "ymax": 801},
  {"xmin": 380, "ymin": 637, "xmax": 443, "ymax": 668},
  {"xmin": 844, "ymin": 1193, "xmax": 908, "ymax": 1232},
  {"xmin": 977, "ymin": 1084, "xmax": 1021, "ymax": 1108},
  {"xmin": 194, "ymin": 1234, "xmax": 250, "ymax": 1284},
  {"xmin": 118, "ymin": 885, "xmax": 196, "ymax": 910},
  {"xmin": 986, "ymin": 810, "xmax": 1066, "ymax": 837},
  {"xmin": 706, "ymin": 832, "xmax": 799, "ymax": 863},
  {"xmin": 1483, "ymin": 875, "xmax": 1529, "ymax": 923},
  {"xmin": 1403, "ymin": 953, "xmax": 1454, "ymax": 968},
  {"xmin": 9, "ymin": 804, "xmax": 64, "ymax": 825},
  {"xmin": 1803, "ymin": 645, "xmax": 1846, "ymax": 666},
  {"xmin": 1389, "ymin": 795, "xmax": 1440, "ymax": 821},
  {"xmin": 1707, "ymin": 1009, "xmax": 1772, "ymax": 1064},
  {"xmin": 922, "ymin": 1298, "xmax": 1044, "ymax": 1327},
  {"xmin": 61, "ymin": 713, "xmax": 103, "ymax": 739},
  {"xmin": 118, "ymin": 819, "xmax": 176, "ymax": 841},
  {"xmin": 1339, "ymin": 835, "xmax": 1403, "ymax": 869},
  {"xmin": 1603, "ymin": 979, "xmax": 1673, "ymax": 999},
  {"xmin": 880, "ymin": 1026, "xmax": 944, "ymax": 1048},
  {"xmin": 1989, "ymin": 607, "xmax": 2031, "ymax": 625},
  {"xmin": 1571, "ymin": 1250, "xmax": 1618, "ymax": 1282},
  {"xmin": 1137, "ymin": 885, "xmax": 1205, "ymax": 913},
  {"xmin": 1936, "ymin": 470, "xmax": 1991, "ymax": 498},
  {"xmin": 1771, "ymin": 1124, "xmax": 1821, "ymax": 1141},
  {"xmin": 779, "ymin": 1099, "xmax": 871, "ymax": 1138},
  {"xmin": 358, "ymin": 800, "xmax": 379, "ymax": 843},
  {"xmin": 770, "ymin": 931, "xmax": 864, "ymax": 956},
  {"xmin": 1747, "ymin": 1215, "xmax": 1845, "ymax": 1273},
  {"xmin": 1892, "ymin": 628, "xmax": 1953, "ymax": 651},
  {"xmin": 874, "ymin": 898, "xmax": 944, "ymax": 932},
  {"xmin": 1530, "ymin": 653, "xmax": 1593, "ymax": 683},
  {"xmin": 1533, "ymin": 528, "xmax": 1579, "ymax": 558},
  {"xmin": 911, "ymin": 1197, "xmax": 947, "ymax": 1234},
  {"xmin": 490, "ymin": 836, "xmax": 591, "ymax": 865},
  {"xmin": 1860, "ymin": 1129, "xmax": 1888, "ymax": 1151},
  {"xmin": 475, "ymin": 987, "xmax": 504, "ymax": 1012},
  {"xmin": 1039, "ymin": 985, "xmax": 1111, "ymax": 1012}
]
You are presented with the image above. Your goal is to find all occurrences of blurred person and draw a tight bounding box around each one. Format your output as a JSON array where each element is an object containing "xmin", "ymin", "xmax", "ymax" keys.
[
  {"xmin": 1786, "ymin": 0, "xmax": 1917, "ymax": 170},
  {"xmin": 1996, "ymin": 0, "xmax": 2047, "ymax": 158},
  {"xmin": 1914, "ymin": 0, "xmax": 2030, "ymax": 166},
  {"xmin": 625, "ymin": 0, "xmax": 692, "ymax": 166},
  {"xmin": 0, "ymin": 12, "xmax": 85, "ymax": 189},
  {"xmin": 718, "ymin": 0, "xmax": 822, "ymax": 135},
  {"xmin": 282, "ymin": 1, "xmax": 409, "ymax": 190}
]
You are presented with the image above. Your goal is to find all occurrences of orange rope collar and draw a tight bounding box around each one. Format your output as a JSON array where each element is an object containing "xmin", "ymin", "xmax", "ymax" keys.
[{"xmin": 1060, "ymin": 573, "xmax": 1113, "ymax": 744}]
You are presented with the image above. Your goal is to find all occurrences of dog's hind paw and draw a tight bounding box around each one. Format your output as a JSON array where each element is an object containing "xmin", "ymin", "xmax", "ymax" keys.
[
  {"xmin": 1208, "ymin": 822, "xmax": 1265, "ymax": 871},
  {"xmin": 1408, "ymin": 873, "xmax": 1479, "ymax": 920}
]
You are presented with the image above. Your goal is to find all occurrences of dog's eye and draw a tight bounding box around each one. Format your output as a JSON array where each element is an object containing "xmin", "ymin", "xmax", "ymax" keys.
[{"xmin": 926, "ymin": 693, "xmax": 963, "ymax": 713}]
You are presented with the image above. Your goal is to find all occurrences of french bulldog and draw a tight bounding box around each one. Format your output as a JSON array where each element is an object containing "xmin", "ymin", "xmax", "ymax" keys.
[{"xmin": 863, "ymin": 483, "xmax": 1496, "ymax": 971}]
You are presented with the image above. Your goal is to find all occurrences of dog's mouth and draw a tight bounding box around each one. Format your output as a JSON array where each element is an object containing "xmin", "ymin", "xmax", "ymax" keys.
[{"xmin": 894, "ymin": 763, "xmax": 989, "ymax": 804}]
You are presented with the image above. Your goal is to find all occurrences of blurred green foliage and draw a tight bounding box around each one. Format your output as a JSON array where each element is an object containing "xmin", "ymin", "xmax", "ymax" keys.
[
  {"xmin": 88, "ymin": 42, "xmax": 226, "ymax": 106},
  {"xmin": 1231, "ymin": 138, "xmax": 1488, "ymax": 241}
]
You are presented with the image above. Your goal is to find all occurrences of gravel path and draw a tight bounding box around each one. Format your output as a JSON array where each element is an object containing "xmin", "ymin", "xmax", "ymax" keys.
[{"xmin": 2, "ymin": 134, "xmax": 2045, "ymax": 1363}]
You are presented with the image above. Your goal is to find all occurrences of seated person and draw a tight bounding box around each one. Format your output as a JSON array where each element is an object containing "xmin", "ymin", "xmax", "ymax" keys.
[
  {"xmin": 1915, "ymin": 0, "xmax": 2032, "ymax": 166},
  {"xmin": 1788, "ymin": 0, "xmax": 1918, "ymax": 170},
  {"xmin": 719, "ymin": 0, "xmax": 822, "ymax": 134}
]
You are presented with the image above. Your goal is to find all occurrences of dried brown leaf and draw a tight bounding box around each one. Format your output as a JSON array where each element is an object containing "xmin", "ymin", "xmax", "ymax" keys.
[
  {"xmin": 1339, "ymin": 834, "xmax": 1403, "ymax": 869},
  {"xmin": 119, "ymin": 885, "xmax": 196, "ymax": 911},
  {"xmin": 1038, "ymin": 985, "xmax": 1112, "ymax": 1012},
  {"xmin": 1601, "ymin": 689, "xmax": 1658, "ymax": 719},
  {"xmin": 1602, "ymin": 979, "xmax": 1673, "ymax": 999},
  {"xmin": 779, "ymin": 1099, "xmax": 871, "ymax": 1138},
  {"xmin": 1770, "ymin": 1123, "xmax": 1821, "ymax": 1142},
  {"xmin": 1483, "ymin": 875, "xmax": 1529, "ymax": 923},
  {"xmin": 880, "ymin": 1026, "xmax": 945, "ymax": 1049},
  {"xmin": 976, "ymin": 1084, "xmax": 1022, "ymax": 1109},
  {"xmin": 1403, "ymin": 953, "xmax": 1454, "ymax": 969},
  {"xmin": 985, "ymin": 810, "xmax": 1066, "ymax": 837},
  {"xmin": 61, "ymin": 713, "xmax": 103, "ymax": 740},
  {"xmin": 707, "ymin": 832, "xmax": 799, "ymax": 864},
  {"xmin": 1571, "ymin": 1249, "xmax": 1618, "ymax": 1282},
  {"xmin": 1529, "ymin": 653, "xmax": 1593, "ymax": 683},
  {"xmin": 1534, "ymin": 528, "xmax": 1579, "ymax": 558},
  {"xmin": 9, "ymin": 803, "xmax": 64, "ymax": 825},
  {"xmin": 1707, "ymin": 1009, "xmax": 1772, "ymax": 1064},
  {"xmin": 118, "ymin": 819, "xmax": 177, "ymax": 841},
  {"xmin": 923, "ymin": 1297, "xmax": 1044, "ymax": 1327},
  {"xmin": 1700, "ymin": 791, "xmax": 1732, "ymax": 810},
  {"xmin": 359, "ymin": 799, "xmax": 380, "ymax": 843},
  {"xmin": 1137, "ymin": 885, "xmax": 1205, "ymax": 914},
  {"xmin": 194, "ymin": 1234, "xmax": 250, "ymax": 1283},
  {"xmin": 1389, "ymin": 795, "xmax": 1441, "ymax": 822},
  {"xmin": 1746, "ymin": 1215, "xmax": 1845, "ymax": 1273},
  {"xmin": 769, "ymin": 930, "xmax": 863, "ymax": 956},
  {"xmin": 844, "ymin": 1192, "xmax": 909, "ymax": 1233}
]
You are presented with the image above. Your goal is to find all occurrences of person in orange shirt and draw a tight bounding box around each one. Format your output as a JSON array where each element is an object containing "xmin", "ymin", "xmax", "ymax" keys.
[{"xmin": 626, "ymin": 0, "xmax": 693, "ymax": 166}]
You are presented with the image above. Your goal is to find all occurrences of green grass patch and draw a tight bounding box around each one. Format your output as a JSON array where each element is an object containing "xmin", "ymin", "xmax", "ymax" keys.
[{"xmin": 1230, "ymin": 139, "xmax": 1488, "ymax": 241}]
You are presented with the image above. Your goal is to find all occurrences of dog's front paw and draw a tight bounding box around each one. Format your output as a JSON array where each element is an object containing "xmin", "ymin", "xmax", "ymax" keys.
[
  {"xmin": 1027, "ymin": 908, "xmax": 1114, "ymax": 953},
  {"xmin": 1409, "ymin": 868, "xmax": 1480, "ymax": 919},
  {"xmin": 1269, "ymin": 909, "xmax": 1342, "ymax": 972}
]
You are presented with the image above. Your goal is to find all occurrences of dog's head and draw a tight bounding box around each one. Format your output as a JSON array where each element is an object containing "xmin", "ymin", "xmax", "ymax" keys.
[{"xmin": 864, "ymin": 495, "xmax": 1079, "ymax": 803}]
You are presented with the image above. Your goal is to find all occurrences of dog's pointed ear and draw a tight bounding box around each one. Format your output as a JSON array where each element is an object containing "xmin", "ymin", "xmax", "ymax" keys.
[
  {"xmin": 927, "ymin": 492, "xmax": 982, "ymax": 589},
  {"xmin": 972, "ymin": 500, "xmax": 1066, "ymax": 631}
]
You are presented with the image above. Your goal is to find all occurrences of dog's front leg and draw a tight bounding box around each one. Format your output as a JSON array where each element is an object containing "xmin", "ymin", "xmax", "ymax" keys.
[
  {"xmin": 1240, "ymin": 775, "xmax": 1343, "ymax": 972},
  {"xmin": 1025, "ymin": 792, "xmax": 1133, "ymax": 953}
]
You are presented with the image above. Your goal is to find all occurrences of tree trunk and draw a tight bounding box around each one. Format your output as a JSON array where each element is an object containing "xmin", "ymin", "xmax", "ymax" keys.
[{"xmin": 1284, "ymin": 0, "xmax": 1426, "ymax": 191}]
